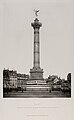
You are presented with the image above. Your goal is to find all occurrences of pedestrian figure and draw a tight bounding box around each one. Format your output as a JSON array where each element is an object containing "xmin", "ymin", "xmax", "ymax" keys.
[
  {"xmin": 22, "ymin": 89, "xmax": 23, "ymax": 93},
  {"xmin": 49, "ymin": 89, "xmax": 51, "ymax": 93}
]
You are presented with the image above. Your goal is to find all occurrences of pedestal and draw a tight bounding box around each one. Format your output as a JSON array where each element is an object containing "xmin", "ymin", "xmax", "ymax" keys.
[{"xmin": 30, "ymin": 67, "xmax": 43, "ymax": 80}]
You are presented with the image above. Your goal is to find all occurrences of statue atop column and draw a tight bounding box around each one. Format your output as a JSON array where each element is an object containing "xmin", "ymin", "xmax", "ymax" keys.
[{"xmin": 34, "ymin": 9, "xmax": 39, "ymax": 17}]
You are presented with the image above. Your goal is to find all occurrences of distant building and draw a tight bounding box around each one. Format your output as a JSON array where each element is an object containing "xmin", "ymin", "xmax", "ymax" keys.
[
  {"xmin": 67, "ymin": 73, "xmax": 71, "ymax": 84},
  {"xmin": 3, "ymin": 69, "xmax": 10, "ymax": 88},
  {"xmin": 17, "ymin": 73, "xmax": 29, "ymax": 88},
  {"xmin": 3, "ymin": 69, "xmax": 29, "ymax": 89},
  {"xmin": 47, "ymin": 75, "xmax": 62, "ymax": 90},
  {"xmin": 47, "ymin": 75, "xmax": 60, "ymax": 83},
  {"xmin": 9, "ymin": 70, "xmax": 17, "ymax": 88},
  {"xmin": 3, "ymin": 69, "xmax": 17, "ymax": 89}
]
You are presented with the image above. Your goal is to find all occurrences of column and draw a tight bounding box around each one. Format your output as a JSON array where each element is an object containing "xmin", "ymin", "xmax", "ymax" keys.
[{"xmin": 31, "ymin": 18, "xmax": 42, "ymax": 69}]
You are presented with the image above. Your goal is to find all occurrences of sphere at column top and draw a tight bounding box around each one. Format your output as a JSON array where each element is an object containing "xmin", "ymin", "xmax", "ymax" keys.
[{"xmin": 31, "ymin": 18, "xmax": 42, "ymax": 29}]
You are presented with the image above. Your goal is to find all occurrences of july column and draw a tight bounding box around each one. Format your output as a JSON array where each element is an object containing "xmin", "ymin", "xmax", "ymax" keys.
[{"xmin": 31, "ymin": 18, "xmax": 42, "ymax": 68}]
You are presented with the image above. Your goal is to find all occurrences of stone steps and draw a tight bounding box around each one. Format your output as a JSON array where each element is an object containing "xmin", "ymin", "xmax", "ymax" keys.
[{"xmin": 25, "ymin": 84, "xmax": 51, "ymax": 91}]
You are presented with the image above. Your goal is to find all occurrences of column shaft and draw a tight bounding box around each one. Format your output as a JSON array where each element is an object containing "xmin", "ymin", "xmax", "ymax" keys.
[{"xmin": 34, "ymin": 28, "xmax": 40, "ymax": 68}]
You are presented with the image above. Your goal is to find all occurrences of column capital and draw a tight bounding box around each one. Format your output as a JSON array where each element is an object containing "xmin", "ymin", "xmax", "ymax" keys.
[{"xmin": 31, "ymin": 18, "xmax": 42, "ymax": 29}]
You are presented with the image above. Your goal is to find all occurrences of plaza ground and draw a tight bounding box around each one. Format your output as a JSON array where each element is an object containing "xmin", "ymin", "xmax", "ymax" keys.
[{"xmin": 3, "ymin": 90, "xmax": 71, "ymax": 98}]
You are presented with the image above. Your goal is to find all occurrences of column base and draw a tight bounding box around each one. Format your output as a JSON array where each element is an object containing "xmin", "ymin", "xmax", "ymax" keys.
[{"xmin": 30, "ymin": 67, "xmax": 43, "ymax": 80}]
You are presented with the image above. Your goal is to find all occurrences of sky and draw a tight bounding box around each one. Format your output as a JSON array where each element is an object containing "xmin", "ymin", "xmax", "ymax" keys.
[{"xmin": 0, "ymin": 0, "xmax": 74, "ymax": 79}]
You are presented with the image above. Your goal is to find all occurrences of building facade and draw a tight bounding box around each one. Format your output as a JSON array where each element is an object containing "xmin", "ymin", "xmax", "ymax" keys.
[
  {"xmin": 3, "ymin": 69, "xmax": 29, "ymax": 90},
  {"xmin": 17, "ymin": 73, "xmax": 29, "ymax": 89}
]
